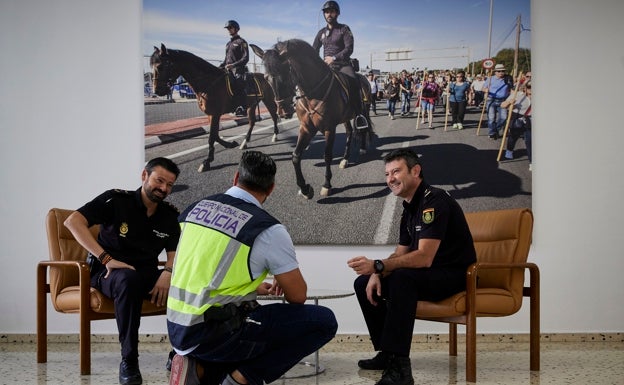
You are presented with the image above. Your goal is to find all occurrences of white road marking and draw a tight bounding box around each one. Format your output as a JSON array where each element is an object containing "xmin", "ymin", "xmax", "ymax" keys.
[{"xmin": 166, "ymin": 117, "xmax": 299, "ymax": 160}]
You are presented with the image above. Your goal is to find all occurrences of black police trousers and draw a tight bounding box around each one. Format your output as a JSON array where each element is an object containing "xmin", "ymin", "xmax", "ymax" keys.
[
  {"xmin": 354, "ymin": 267, "xmax": 467, "ymax": 356},
  {"xmin": 92, "ymin": 266, "xmax": 162, "ymax": 361}
]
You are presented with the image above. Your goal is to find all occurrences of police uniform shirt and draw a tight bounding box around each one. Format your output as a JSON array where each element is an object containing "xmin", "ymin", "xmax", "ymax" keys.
[
  {"xmin": 312, "ymin": 23, "xmax": 354, "ymax": 63},
  {"xmin": 223, "ymin": 34, "xmax": 249, "ymax": 72},
  {"xmin": 399, "ymin": 182, "xmax": 476, "ymax": 268},
  {"xmin": 77, "ymin": 188, "xmax": 180, "ymax": 269}
]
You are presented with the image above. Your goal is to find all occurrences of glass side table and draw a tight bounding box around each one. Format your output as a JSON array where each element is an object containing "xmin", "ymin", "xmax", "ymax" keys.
[{"xmin": 258, "ymin": 289, "xmax": 355, "ymax": 378}]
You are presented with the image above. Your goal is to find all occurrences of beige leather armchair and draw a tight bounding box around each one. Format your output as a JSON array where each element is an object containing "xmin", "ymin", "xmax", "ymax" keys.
[
  {"xmin": 415, "ymin": 208, "xmax": 539, "ymax": 382},
  {"xmin": 36, "ymin": 208, "xmax": 166, "ymax": 375}
]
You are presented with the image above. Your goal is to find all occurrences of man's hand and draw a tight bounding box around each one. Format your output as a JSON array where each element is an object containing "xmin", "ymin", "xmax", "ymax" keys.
[
  {"xmin": 365, "ymin": 274, "xmax": 382, "ymax": 306},
  {"xmin": 103, "ymin": 259, "xmax": 135, "ymax": 279},
  {"xmin": 324, "ymin": 56, "xmax": 335, "ymax": 65},
  {"xmin": 256, "ymin": 278, "xmax": 283, "ymax": 296},
  {"xmin": 347, "ymin": 256, "xmax": 374, "ymax": 275},
  {"xmin": 148, "ymin": 271, "xmax": 171, "ymax": 307}
]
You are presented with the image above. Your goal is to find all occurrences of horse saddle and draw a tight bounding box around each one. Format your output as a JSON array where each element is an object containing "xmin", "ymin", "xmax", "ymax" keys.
[
  {"xmin": 333, "ymin": 72, "xmax": 369, "ymax": 105},
  {"xmin": 225, "ymin": 75, "xmax": 263, "ymax": 98}
]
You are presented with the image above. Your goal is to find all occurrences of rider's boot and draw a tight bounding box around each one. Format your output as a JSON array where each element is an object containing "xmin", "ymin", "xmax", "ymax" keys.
[
  {"xmin": 348, "ymin": 78, "xmax": 368, "ymax": 129},
  {"xmin": 235, "ymin": 77, "xmax": 247, "ymax": 117}
]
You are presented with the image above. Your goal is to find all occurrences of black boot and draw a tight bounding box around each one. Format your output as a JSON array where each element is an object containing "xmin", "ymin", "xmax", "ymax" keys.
[
  {"xmin": 166, "ymin": 349, "xmax": 175, "ymax": 371},
  {"xmin": 119, "ymin": 358, "xmax": 142, "ymax": 385},
  {"xmin": 375, "ymin": 355, "xmax": 414, "ymax": 385},
  {"xmin": 358, "ymin": 351, "xmax": 391, "ymax": 370}
]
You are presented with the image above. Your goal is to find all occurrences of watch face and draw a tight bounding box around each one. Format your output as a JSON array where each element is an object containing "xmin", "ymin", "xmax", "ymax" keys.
[{"xmin": 375, "ymin": 260, "xmax": 384, "ymax": 273}]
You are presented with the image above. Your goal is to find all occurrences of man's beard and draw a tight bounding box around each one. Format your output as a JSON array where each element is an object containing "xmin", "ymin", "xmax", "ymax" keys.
[{"xmin": 145, "ymin": 185, "xmax": 166, "ymax": 203}]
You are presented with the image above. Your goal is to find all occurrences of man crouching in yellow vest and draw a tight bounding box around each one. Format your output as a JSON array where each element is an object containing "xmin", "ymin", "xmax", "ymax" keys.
[{"xmin": 167, "ymin": 151, "xmax": 338, "ymax": 385}]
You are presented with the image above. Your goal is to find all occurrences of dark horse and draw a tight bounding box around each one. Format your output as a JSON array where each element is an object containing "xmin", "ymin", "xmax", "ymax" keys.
[
  {"xmin": 150, "ymin": 44, "xmax": 293, "ymax": 172},
  {"xmin": 251, "ymin": 39, "xmax": 373, "ymax": 199}
]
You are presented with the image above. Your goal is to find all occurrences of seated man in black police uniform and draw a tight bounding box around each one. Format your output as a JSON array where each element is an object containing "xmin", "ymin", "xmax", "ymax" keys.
[
  {"xmin": 313, "ymin": 1, "xmax": 368, "ymax": 129},
  {"xmin": 220, "ymin": 20, "xmax": 249, "ymax": 117}
]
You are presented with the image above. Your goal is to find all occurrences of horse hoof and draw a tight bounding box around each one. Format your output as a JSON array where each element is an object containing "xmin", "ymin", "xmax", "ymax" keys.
[
  {"xmin": 320, "ymin": 187, "xmax": 331, "ymax": 197},
  {"xmin": 271, "ymin": 134, "xmax": 277, "ymax": 143},
  {"xmin": 239, "ymin": 139, "xmax": 248, "ymax": 150},
  {"xmin": 339, "ymin": 159, "xmax": 348, "ymax": 169},
  {"xmin": 297, "ymin": 185, "xmax": 314, "ymax": 200},
  {"xmin": 198, "ymin": 161, "xmax": 210, "ymax": 173}
]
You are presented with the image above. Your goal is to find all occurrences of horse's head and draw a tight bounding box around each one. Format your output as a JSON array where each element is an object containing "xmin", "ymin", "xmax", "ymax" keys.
[
  {"xmin": 251, "ymin": 43, "xmax": 295, "ymax": 119},
  {"xmin": 150, "ymin": 43, "xmax": 180, "ymax": 96}
]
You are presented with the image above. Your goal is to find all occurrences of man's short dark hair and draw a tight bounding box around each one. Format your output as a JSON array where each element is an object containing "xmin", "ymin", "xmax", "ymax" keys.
[
  {"xmin": 145, "ymin": 157, "xmax": 180, "ymax": 178},
  {"xmin": 238, "ymin": 151, "xmax": 276, "ymax": 193},
  {"xmin": 384, "ymin": 149, "xmax": 423, "ymax": 177}
]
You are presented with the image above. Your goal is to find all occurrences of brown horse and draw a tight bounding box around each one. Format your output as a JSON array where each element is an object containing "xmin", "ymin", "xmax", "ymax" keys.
[
  {"xmin": 251, "ymin": 39, "xmax": 373, "ymax": 198},
  {"xmin": 150, "ymin": 44, "xmax": 293, "ymax": 172}
]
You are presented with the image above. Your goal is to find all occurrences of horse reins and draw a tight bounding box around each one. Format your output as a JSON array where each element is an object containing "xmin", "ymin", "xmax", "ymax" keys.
[{"xmin": 292, "ymin": 66, "xmax": 335, "ymax": 116}]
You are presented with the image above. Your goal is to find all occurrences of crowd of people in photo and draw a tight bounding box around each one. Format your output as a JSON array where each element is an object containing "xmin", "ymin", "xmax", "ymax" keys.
[{"xmin": 367, "ymin": 66, "xmax": 532, "ymax": 170}]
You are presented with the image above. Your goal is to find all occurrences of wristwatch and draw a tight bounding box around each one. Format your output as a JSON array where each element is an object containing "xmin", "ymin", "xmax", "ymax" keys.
[{"xmin": 373, "ymin": 259, "xmax": 385, "ymax": 274}]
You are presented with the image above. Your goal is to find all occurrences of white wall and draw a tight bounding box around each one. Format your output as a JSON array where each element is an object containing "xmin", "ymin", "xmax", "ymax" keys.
[{"xmin": 1, "ymin": 0, "xmax": 623, "ymax": 335}]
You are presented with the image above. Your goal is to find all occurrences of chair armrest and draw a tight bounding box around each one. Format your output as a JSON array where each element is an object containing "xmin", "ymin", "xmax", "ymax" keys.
[
  {"xmin": 465, "ymin": 262, "xmax": 540, "ymax": 303},
  {"xmin": 37, "ymin": 260, "xmax": 92, "ymax": 308}
]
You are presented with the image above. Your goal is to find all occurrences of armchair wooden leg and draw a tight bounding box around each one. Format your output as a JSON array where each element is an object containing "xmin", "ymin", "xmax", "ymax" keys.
[
  {"xmin": 80, "ymin": 311, "xmax": 91, "ymax": 375},
  {"xmin": 529, "ymin": 265, "xmax": 540, "ymax": 371},
  {"xmin": 36, "ymin": 264, "xmax": 47, "ymax": 364},
  {"xmin": 466, "ymin": 313, "xmax": 477, "ymax": 382},
  {"xmin": 449, "ymin": 323, "xmax": 457, "ymax": 356}
]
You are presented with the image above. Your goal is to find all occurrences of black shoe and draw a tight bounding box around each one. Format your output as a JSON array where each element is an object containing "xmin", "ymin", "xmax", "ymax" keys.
[
  {"xmin": 235, "ymin": 106, "xmax": 246, "ymax": 117},
  {"xmin": 119, "ymin": 359, "xmax": 142, "ymax": 385},
  {"xmin": 358, "ymin": 351, "xmax": 390, "ymax": 370},
  {"xmin": 375, "ymin": 355, "xmax": 414, "ymax": 385},
  {"xmin": 166, "ymin": 349, "xmax": 175, "ymax": 371},
  {"xmin": 489, "ymin": 133, "xmax": 499, "ymax": 140}
]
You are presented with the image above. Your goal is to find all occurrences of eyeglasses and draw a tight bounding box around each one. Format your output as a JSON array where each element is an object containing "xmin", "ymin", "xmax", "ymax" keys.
[{"xmin": 495, "ymin": 70, "xmax": 504, "ymax": 73}]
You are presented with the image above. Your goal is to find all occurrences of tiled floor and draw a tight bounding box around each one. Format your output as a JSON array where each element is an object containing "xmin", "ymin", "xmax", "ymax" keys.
[{"xmin": 2, "ymin": 337, "xmax": 623, "ymax": 385}]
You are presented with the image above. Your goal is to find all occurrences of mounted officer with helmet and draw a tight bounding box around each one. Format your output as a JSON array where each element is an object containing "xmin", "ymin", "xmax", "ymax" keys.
[
  {"xmin": 313, "ymin": 1, "xmax": 368, "ymax": 129},
  {"xmin": 220, "ymin": 20, "xmax": 249, "ymax": 117}
]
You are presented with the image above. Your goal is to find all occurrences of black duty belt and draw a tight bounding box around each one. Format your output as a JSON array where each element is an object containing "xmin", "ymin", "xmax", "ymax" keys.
[{"xmin": 203, "ymin": 300, "xmax": 260, "ymax": 322}]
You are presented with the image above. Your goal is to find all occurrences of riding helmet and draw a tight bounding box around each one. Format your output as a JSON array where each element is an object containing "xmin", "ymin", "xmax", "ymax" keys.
[
  {"xmin": 322, "ymin": 1, "xmax": 340, "ymax": 14},
  {"xmin": 224, "ymin": 20, "xmax": 240, "ymax": 30}
]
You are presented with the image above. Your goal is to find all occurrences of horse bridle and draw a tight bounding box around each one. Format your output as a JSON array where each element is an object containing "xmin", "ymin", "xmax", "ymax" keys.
[{"xmin": 276, "ymin": 49, "xmax": 334, "ymax": 115}]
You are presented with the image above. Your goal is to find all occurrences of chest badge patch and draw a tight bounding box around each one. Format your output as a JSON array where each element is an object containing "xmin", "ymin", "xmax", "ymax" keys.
[
  {"xmin": 119, "ymin": 222, "xmax": 129, "ymax": 237},
  {"xmin": 422, "ymin": 208, "xmax": 435, "ymax": 224}
]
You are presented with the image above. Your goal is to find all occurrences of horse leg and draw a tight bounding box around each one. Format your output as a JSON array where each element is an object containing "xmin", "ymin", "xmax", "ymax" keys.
[
  {"xmin": 340, "ymin": 121, "xmax": 353, "ymax": 169},
  {"xmin": 265, "ymin": 97, "xmax": 280, "ymax": 143},
  {"xmin": 198, "ymin": 117, "xmax": 220, "ymax": 172},
  {"xmin": 240, "ymin": 104, "xmax": 255, "ymax": 150},
  {"xmin": 320, "ymin": 128, "xmax": 335, "ymax": 197},
  {"xmin": 293, "ymin": 127, "xmax": 314, "ymax": 199},
  {"xmin": 214, "ymin": 112, "xmax": 239, "ymax": 149}
]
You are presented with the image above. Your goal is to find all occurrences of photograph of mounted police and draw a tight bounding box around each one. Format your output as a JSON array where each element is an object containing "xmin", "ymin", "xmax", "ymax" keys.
[{"xmin": 144, "ymin": 0, "xmax": 531, "ymax": 245}]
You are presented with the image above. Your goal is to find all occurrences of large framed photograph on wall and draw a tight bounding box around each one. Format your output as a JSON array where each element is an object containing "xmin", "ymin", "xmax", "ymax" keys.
[{"xmin": 143, "ymin": 0, "xmax": 531, "ymax": 245}]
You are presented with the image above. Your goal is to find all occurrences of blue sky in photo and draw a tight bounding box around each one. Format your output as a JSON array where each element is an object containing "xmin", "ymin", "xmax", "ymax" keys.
[{"xmin": 143, "ymin": 0, "xmax": 530, "ymax": 73}]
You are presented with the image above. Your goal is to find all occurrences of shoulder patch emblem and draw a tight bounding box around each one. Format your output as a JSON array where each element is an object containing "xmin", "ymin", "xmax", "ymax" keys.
[{"xmin": 422, "ymin": 208, "xmax": 435, "ymax": 224}]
